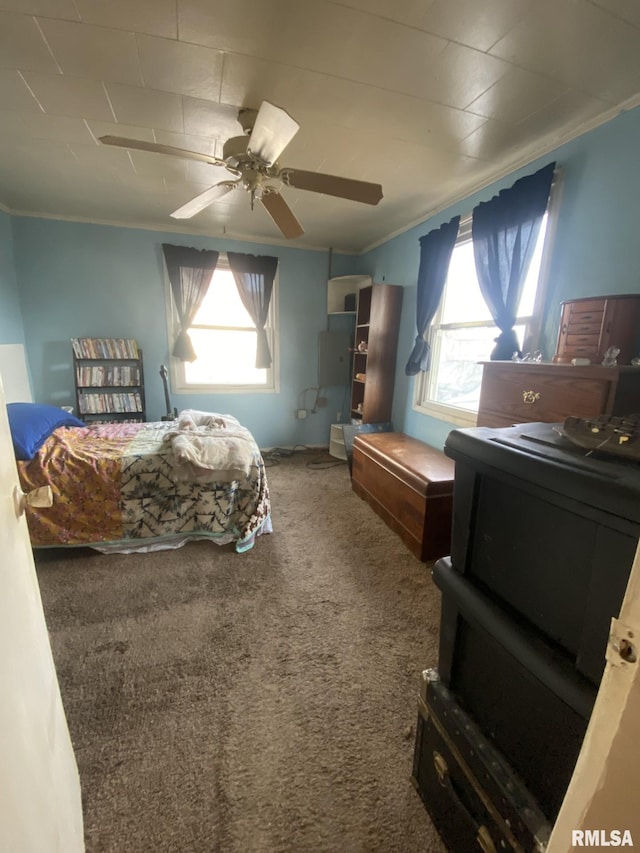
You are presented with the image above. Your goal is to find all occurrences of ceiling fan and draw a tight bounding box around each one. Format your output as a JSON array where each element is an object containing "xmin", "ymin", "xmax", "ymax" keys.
[{"xmin": 99, "ymin": 101, "xmax": 383, "ymax": 239}]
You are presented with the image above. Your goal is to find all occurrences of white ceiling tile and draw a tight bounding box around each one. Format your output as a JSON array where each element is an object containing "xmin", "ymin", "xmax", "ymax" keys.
[
  {"xmin": 489, "ymin": 2, "xmax": 579, "ymax": 76},
  {"xmin": 137, "ymin": 35, "xmax": 223, "ymax": 101},
  {"xmin": 270, "ymin": 3, "xmax": 449, "ymax": 99},
  {"xmin": 37, "ymin": 19, "xmax": 143, "ymax": 84},
  {"xmin": 0, "ymin": 138, "xmax": 78, "ymax": 171},
  {"xmin": 466, "ymin": 67, "xmax": 570, "ymax": 124},
  {"xmin": 0, "ymin": 173, "xmax": 169, "ymax": 221},
  {"xmin": 220, "ymin": 53, "xmax": 486, "ymax": 153},
  {"xmin": 0, "ymin": 11, "xmax": 60, "ymax": 73},
  {"xmin": 324, "ymin": 0, "xmax": 437, "ymax": 30},
  {"xmin": 420, "ymin": 42, "xmax": 511, "ymax": 110},
  {"xmin": 517, "ymin": 90, "xmax": 614, "ymax": 140},
  {"xmin": 183, "ymin": 0, "xmax": 449, "ymax": 98},
  {"xmin": 103, "ymin": 171, "xmax": 168, "ymax": 195},
  {"xmin": 105, "ymin": 83, "xmax": 184, "ymax": 132},
  {"xmin": 413, "ymin": 0, "xmax": 531, "ymax": 51},
  {"xmin": 219, "ymin": 53, "xmax": 343, "ymax": 124},
  {"xmin": 458, "ymin": 117, "xmax": 540, "ymax": 162},
  {"xmin": 587, "ymin": 0, "xmax": 640, "ymax": 28},
  {"xmin": 489, "ymin": 0, "xmax": 640, "ymax": 100},
  {"xmin": 0, "ymin": 0, "xmax": 78, "ymax": 17},
  {"xmin": 73, "ymin": 0, "xmax": 178, "ymax": 38},
  {"xmin": 66, "ymin": 141, "xmax": 135, "ymax": 175},
  {"xmin": 0, "ymin": 109, "xmax": 95, "ymax": 143},
  {"xmin": 178, "ymin": 0, "xmax": 288, "ymax": 54},
  {"xmin": 21, "ymin": 71, "xmax": 116, "ymax": 121},
  {"xmin": 0, "ymin": 69, "xmax": 43, "ymax": 112}
]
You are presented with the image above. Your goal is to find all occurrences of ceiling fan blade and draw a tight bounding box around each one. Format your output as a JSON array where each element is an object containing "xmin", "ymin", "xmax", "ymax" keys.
[
  {"xmin": 261, "ymin": 191, "xmax": 304, "ymax": 239},
  {"xmin": 281, "ymin": 168, "xmax": 383, "ymax": 206},
  {"xmin": 247, "ymin": 101, "xmax": 300, "ymax": 167},
  {"xmin": 99, "ymin": 135, "xmax": 224, "ymax": 167},
  {"xmin": 170, "ymin": 182, "xmax": 237, "ymax": 219}
]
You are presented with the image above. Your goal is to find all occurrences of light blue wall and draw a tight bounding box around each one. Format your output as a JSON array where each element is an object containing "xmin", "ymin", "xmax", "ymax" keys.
[
  {"xmin": 10, "ymin": 217, "xmax": 357, "ymax": 448},
  {"xmin": 362, "ymin": 104, "xmax": 640, "ymax": 449},
  {"xmin": 0, "ymin": 211, "xmax": 24, "ymax": 344}
]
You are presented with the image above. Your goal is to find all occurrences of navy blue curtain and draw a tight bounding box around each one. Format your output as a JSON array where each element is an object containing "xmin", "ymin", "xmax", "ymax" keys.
[
  {"xmin": 162, "ymin": 244, "xmax": 219, "ymax": 362},
  {"xmin": 472, "ymin": 162, "xmax": 555, "ymax": 360},
  {"xmin": 227, "ymin": 252, "xmax": 278, "ymax": 369},
  {"xmin": 405, "ymin": 216, "xmax": 460, "ymax": 375}
]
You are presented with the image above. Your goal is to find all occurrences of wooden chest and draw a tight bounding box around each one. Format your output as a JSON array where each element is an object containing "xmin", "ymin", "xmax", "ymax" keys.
[
  {"xmin": 476, "ymin": 361, "xmax": 640, "ymax": 428},
  {"xmin": 351, "ymin": 431, "xmax": 454, "ymax": 562}
]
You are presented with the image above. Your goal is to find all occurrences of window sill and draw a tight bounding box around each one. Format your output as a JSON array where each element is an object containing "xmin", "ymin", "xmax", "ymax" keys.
[{"xmin": 413, "ymin": 399, "xmax": 478, "ymax": 428}]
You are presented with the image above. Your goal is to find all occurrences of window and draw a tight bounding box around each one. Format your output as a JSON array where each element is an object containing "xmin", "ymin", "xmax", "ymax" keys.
[
  {"xmin": 414, "ymin": 211, "xmax": 551, "ymax": 426},
  {"xmin": 169, "ymin": 254, "xmax": 278, "ymax": 393}
]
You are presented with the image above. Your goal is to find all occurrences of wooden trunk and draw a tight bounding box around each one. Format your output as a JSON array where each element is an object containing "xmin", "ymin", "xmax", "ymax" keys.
[
  {"xmin": 412, "ymin": 672, "xmax": 552, "ymax": 852},
  {"xmin": 351, "ymin": 431, "xmax": 454, "ymax": 562}
]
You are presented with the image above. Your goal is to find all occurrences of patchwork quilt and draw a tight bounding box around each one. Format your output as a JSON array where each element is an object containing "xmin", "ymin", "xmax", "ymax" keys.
[{"xmin": 18, "ymin": 417, "xmax": 271, "ymax": 553}]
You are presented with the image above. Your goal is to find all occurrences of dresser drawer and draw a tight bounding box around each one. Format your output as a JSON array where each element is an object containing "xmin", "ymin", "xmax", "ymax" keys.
[
  {"xmin": 477, "ymin": 367, "xmax": 610, "ymax": 426},
  {"xmin": 565, "ymin": 332, "xmax": 600, "ymax": 347},
  {"xmin": 558, "ymin": 344, "xmax": 601, "ymax": 361},
  {"xmin": 565, "ymin": 298, "xmax": 605, "ymax": 317},
  {"xmin": 565, "ymin": 313, "xmax": 604, "ymax": 333}
]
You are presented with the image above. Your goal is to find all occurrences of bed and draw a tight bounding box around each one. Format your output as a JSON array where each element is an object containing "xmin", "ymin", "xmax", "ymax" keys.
[{"xmin": 9, "ymin": 403, "xmax": 272, "ymax": 554}]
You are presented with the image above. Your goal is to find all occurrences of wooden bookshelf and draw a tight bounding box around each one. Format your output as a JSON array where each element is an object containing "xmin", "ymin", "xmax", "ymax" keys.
[
  {"xmin": 349, "ymin": 284, "xmax": 403, "ymax": 423},
  {"xmin": 71, "ymin": 338, "xmax": 146, "ymax": 423}
]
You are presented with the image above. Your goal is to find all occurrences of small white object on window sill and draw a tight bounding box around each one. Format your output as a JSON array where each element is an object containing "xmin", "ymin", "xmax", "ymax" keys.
[{"xmin": 571, "ymin": 358, "xmax": 591, "ymax": 366}]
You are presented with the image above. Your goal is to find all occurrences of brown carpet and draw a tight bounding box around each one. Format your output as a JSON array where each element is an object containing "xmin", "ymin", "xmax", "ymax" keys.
[{"xmin": 35, "ymin": 450, "xmax": 446, "ymax": 853}]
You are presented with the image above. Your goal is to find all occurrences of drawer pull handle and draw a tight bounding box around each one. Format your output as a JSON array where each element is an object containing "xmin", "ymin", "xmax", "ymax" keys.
[
  {"xmin": 432, "ymin": 751, "xmax": 497, "ymax": 853},
  {"xmin": 522, "ymin": 390, "xmax": 541, "ymax": 405}
]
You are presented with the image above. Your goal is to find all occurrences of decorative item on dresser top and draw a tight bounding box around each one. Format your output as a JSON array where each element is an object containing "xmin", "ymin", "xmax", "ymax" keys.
[
  {"xmin": 553, "ymin": 294, "xmax": 640, "ymax": 365},
  {"xmin": 476, "ymin": 361, "xmax": 640, "ymax": 429},
  {"xmin": 72, "ymin": 338, "xmax": 146, "ymax": 423}
]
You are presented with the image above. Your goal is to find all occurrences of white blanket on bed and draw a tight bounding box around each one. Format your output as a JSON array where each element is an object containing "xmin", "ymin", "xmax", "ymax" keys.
[{"xmin": 165, "ymin": 410, "xmax": 255, "ymax": 482}]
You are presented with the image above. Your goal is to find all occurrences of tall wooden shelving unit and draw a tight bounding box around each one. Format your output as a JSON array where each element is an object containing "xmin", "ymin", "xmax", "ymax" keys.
[
  {"xmin": 72, "ymin": 337, "xmax": 146, "ymax": 423},
  {"xmin": 350, "ymin": 283, "xmax": 403, "ymax": 423}
]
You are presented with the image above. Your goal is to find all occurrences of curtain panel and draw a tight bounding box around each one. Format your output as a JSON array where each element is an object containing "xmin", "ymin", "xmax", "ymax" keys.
[
  {"xmin": 162, "ymin": 244, "xmax": 219, "ymax": 362},
  {"xmin": 227, "ymin": 252, "xmax": 278, "ymax": 369},
  {"xmin": 405, "ymin": 216, "xmax": 460, "ymax": 375},
  {"xmin": 471, "ymin": 161, "xmax": 555, "ymax": 360}
]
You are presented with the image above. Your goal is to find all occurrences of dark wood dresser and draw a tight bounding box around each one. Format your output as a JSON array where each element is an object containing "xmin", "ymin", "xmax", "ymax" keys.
[{"xmin": 477, "ymin": 361, "xmax": 640, "ymax": 428}]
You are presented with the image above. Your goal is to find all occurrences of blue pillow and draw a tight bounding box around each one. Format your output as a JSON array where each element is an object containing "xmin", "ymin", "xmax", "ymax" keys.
[{"xmin": 7, "ymin": 402, "xmax": 85, "ymax": 461}]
